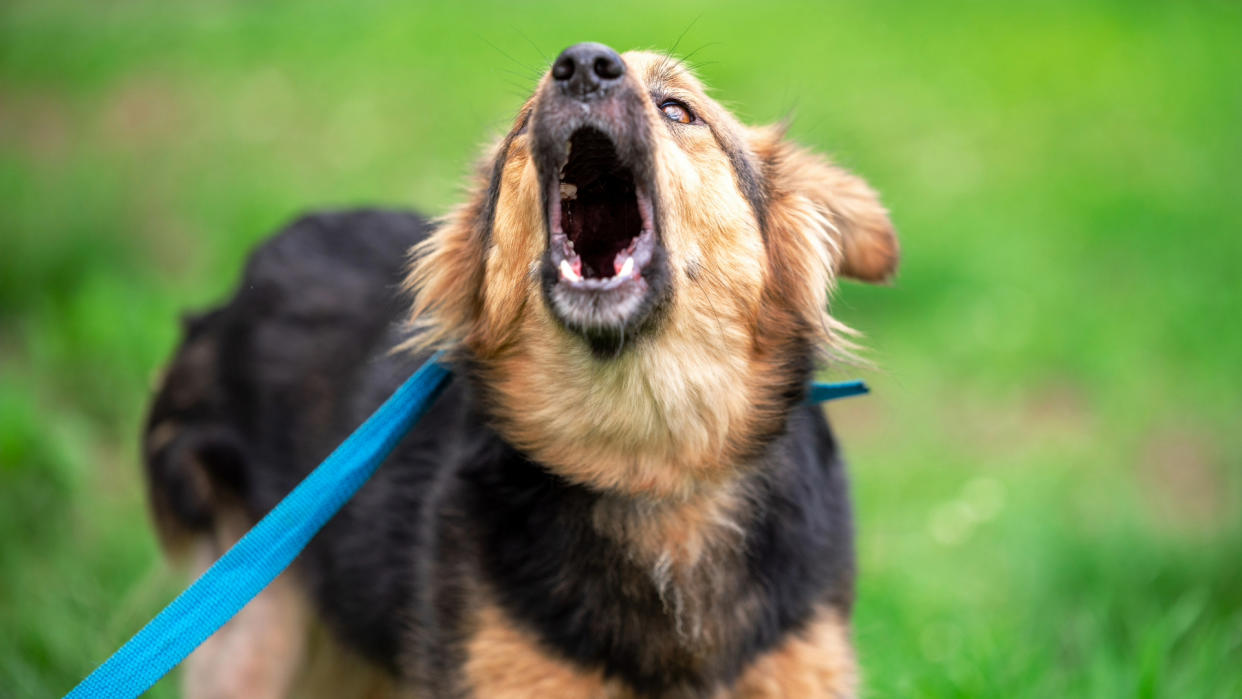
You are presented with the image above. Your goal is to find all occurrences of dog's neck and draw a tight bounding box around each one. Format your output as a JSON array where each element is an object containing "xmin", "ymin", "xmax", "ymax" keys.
[{"xmin": 470, "ymin": 312, "xmax": 812, "ymax": 500}]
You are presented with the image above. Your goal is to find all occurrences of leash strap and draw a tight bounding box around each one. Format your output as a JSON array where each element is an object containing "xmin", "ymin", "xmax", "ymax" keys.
[
  {"xmin": 64, "ymin": 354, "xmax": 862, "ymax": 698},
  {"xmin": 806, "ymin": 379, "xmax": 869, "ymax": 403},
  {"xmin": 63, "ymin": 352, "xmax": 452, "ymax": 699}
]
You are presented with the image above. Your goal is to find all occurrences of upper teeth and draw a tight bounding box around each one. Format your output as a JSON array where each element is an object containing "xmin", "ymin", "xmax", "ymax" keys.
[{"xmin": 560, "ymin": 183, "xmax": 577, "ymax": 200}]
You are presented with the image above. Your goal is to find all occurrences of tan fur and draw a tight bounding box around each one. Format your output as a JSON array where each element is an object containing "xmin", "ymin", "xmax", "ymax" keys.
[
  {"xmin": 404, "ymin": 52, "xmax": 895, "ymax": 500},
  {"xmin": 464, "ymin": 599, "xmax": 854, "ymax": 699},
  {"xmin": 733, "ymin": 607, "xmax": 858, "ymax": 698},
  {"xmin": 750, "ymin": 127, "xmax": 899, "ymax": 284},
  {"xmin": 182, "ymin": 510, "xmax": 401, "ymax": 699},
  {"xmin": 464, "ymin": 602, "xmax": 626, "ymax": 699}
]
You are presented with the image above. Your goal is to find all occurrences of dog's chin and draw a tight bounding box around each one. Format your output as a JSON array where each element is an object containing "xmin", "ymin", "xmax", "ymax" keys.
[
  {"xmin": 538, "ymin": 127, "xmax": 670, "ymax": 358},
  {"xmin": 540, "ymin": 244, "xmax": 670, "ymax": 357}
]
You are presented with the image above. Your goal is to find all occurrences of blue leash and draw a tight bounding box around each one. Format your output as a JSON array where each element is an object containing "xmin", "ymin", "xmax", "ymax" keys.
[
  {"xmin": 64, "ymin": 352, "xmax": 452, "ymax": 699},
  {"xmin": 63, "ymin": 352, "xmax": 864, "ymax": 698}
]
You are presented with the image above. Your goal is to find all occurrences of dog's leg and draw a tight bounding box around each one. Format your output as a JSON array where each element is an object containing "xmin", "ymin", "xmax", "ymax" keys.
[
  {"xmin": 289, "ymin": 618, "xmax": 406, "ymax": 699},
  {"xmin": 180, "ymin": 512, "xmax": 309, "ymax": 699},
  {"xmin": 732, "ymin": 606, "xmax": 857, "ymax": 699},
  {"xmin": 179, "ymin": 509, "xmax": 405, "ymax": 699},
  {"xmin": 463, "ymin": 602, "xmax": 619, "ymax": 699}
]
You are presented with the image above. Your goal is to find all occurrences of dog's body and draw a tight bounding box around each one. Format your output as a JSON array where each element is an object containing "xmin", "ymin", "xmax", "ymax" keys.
[{"xmin": 145, "ymin": 46, "xmax": 897, "ymax": 698}]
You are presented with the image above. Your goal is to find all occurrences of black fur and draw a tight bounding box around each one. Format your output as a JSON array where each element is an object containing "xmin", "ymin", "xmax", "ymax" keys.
[
  {"xmin": 145, "ymin": 209, "xmax": 855, "ymax": 695},
  {"xmin": 477, "ymin": 108, "xmax": 531, "ymax": 248},
  {"xmin": 454, "ymin": 409, "xmax": 853, "ymax": 695}
]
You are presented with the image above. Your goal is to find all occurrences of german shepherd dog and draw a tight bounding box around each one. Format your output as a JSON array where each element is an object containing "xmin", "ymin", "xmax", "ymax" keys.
[{"xmin": 144, "ymin": 44, "xmax": 898, "ymax": 698}]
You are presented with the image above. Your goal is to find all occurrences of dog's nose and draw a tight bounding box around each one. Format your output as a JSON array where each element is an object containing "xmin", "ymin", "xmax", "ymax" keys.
[{"xmin": 551, "ymin": 43, "xmax": 625, "ymax": 100}]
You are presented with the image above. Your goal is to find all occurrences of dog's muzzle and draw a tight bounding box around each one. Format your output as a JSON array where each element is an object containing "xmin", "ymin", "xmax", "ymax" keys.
[{"xmin": 532, "ymin": 43, "xmax": 670, "ymax": 355}]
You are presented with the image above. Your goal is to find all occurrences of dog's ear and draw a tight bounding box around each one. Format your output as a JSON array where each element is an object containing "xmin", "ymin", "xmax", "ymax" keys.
[
  {"xmin": 751, "ymin": 126, "xmax": 899, "ymax": 284},
  {"xmin": 402, "ymin": 142, "xmax": 505, "ymax": 353},
  {"xmin": 405, "ymin": 109, "xmax": 536, "ymax": 355},
  {"xmin": 403, "ymin": 197, "xmax": 489, "ymax": 351}
]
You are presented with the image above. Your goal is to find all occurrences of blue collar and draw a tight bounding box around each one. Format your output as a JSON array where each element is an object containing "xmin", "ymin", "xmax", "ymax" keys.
[{"xmin": 806, "ymin": 378, "xmax": 869, "ymax": 403}]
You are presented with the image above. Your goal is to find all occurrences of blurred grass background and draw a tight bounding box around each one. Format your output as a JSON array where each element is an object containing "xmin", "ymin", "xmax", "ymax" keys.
[{"xmin": 2, "ymin": 0, "xmax": 1240, "ymax": 696}]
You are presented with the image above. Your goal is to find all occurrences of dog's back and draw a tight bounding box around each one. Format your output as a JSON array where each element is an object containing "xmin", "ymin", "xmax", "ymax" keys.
[{"xmin": 144, "ymin": 209, "xmax": 452, "ymax": 676}]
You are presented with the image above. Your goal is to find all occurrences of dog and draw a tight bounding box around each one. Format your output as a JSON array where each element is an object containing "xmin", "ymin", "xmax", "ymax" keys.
[{"xmin": 143, "ymin": 43, "xmax": 899, "ymax": 698}]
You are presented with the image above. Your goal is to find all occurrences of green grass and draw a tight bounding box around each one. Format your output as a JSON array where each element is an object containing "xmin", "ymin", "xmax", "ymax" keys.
[{"xmin": 2, "ymin": 1, "xmax": 1240, "ymax": 696}]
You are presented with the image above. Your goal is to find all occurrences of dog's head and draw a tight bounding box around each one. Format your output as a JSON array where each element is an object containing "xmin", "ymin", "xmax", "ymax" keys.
[{"xmin": 408, "ymin": 44, "xmax": 898, "ymax": 497}]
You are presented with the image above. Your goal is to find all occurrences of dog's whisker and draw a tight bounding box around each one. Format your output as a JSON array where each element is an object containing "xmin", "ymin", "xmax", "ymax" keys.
[
  {"xmin": 481, "ymin": 36, "xmax": 545, "ymax": 79},
  {"xmin": 512, "ymin": 26, "xmax": 552, "ymax": 66}
]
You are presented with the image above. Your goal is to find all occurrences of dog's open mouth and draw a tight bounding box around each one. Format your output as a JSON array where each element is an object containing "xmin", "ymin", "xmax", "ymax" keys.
[
  {"xmin": 534, "ymin": 110, "xmax": 668, "ymax": 350},
  {"xmin": 548, "ymin": 128, "xmax": 655, "ymax": 289}
]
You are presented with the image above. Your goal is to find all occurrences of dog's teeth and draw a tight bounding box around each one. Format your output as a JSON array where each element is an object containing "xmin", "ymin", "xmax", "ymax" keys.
[
  {"xmin": 559, "ymin": 259, "xmax": 581, "ymax": 282},
  {"xmin": 559, "ymin": 141, "xmax": 572, "ymax": 178},
  {"xmin": 618, "ymin": 256, "xmax": 634, "ymax": 278},
  {"xmin": 560, "ymin": 183, "xmax": 577, "ymax": 201}
]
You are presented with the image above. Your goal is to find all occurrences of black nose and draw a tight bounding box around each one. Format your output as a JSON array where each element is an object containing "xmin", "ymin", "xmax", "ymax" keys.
[{"xmin": 551, "ymin": 42, "xmax": 625, "ymax": 100}]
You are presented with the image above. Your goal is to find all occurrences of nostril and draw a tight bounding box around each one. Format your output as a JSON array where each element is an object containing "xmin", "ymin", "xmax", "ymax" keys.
[
  {"xmin": 551, "ymin": 43, "xmax": 624, "ymax": 99},
  {"xmin": 593, "ymin": 55, "xmax": 624, "ymax": 80},
  {"xmin": 552, "ymin": 57, "xmax": 575, "ymax": 82}
]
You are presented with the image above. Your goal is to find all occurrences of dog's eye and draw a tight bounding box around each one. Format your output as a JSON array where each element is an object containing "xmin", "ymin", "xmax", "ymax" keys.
[{"xmin": 659, "ymin": 99, "xmax": 694, "ymax": 124}]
